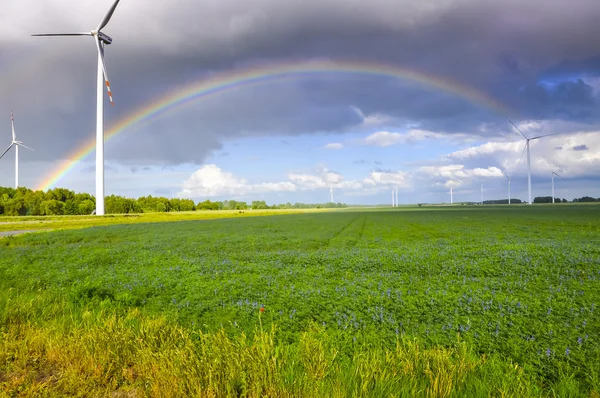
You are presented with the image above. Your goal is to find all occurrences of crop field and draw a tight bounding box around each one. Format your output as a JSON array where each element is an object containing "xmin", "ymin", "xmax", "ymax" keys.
[
  {"xmin": 0, "ymin": 208, "xmax": 329, "ymax": 233},
  {"xmin": 1, "ymin": 205, "xmax": 600, "ymax": 397}
]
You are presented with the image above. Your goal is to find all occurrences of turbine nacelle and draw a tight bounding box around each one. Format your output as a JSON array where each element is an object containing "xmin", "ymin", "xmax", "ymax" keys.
[{"xmin": 95, "ymin": 31, "xmax": 113, "ymax": 45}]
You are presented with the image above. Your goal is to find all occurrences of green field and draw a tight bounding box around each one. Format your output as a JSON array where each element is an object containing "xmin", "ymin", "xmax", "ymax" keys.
[
  {"xmin": 1, "ymin": 205, "xmax": 600, "ymax": 397},
  {"xmin": 0, "ymin": 208, "xmax": 332, "ymax": 233}
]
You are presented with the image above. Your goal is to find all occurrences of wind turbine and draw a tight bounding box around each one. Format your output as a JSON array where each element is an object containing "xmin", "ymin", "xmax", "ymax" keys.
[
  {"xmin": 329, "ymin": 185, "xmax": 334, "ymax": 203},
  {"xmin": 552, "ymin": 171, "xmax": 563, "ymax": 203},
  {"xmin": 480, "ymin": 183, "xmax": 484, "ymax": 205},
  {"xmin": 447, "ymin": 179, "xmax": 459, "ymax": 205},
  {"xmin": 0, "ymin": 112, "xmax": 34, "ymax": 189},
  {"xmin": 33, "ymin": 0, "xmax": 123, "ymax": 216},
  {"xmin": 508, "ymin": 119, "xmax": 562, "ymax": 206},
  {"xmin": 501, "ymin": 170, "xmax": 511, "ymax": 204}
]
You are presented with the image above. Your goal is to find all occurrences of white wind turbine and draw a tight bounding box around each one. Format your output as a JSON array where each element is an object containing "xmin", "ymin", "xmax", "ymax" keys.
[
  {"xmin": 480, "ymin": 183, "xmax": 484, "ymax": 205},
  {"xmin": 329, "ymin": 185, "xmax": 334, "ymax": 203},
  {"xmin": 447, "ymin": 179, "xmax": 460, "ymax": 204},
  {"xmin": 551, "ymin": 171, "xmax": 563, "ymax": 204},
  {"xmin": 508, "ymin": 119, "xmax": 562, "ymax": 206},
  {"xmin": 0, "ymin": 112, "xmax": 34, "ymax": 189},
  {"xmin": 501, "ymin": 169, "xmax": 511, "ymax": 204},
  {"xmin": 33, "ymin": 0, "xmax": 123, "ymax": 216}
]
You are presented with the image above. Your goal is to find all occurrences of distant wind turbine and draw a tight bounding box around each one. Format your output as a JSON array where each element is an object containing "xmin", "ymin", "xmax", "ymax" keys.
[
  {"xmin": 501, "ymin": 169, "xmax": 511, "ymax": 204},
  {"xmin": 447, "ymin": 179, "xmax": 460, "ymax": 205},
  {"xmin": 0, "ymin": 112, "xmax": 34, "ymax": 189},
  {"xmin": 329, "ymin": 185, "xmax": 334, "ymax": 203},
  {"xmin": 552, "ymin": 171, "xmax": 563, "ymax": 203},
  {"xmin": 474, "ymin": 178, "xmax": 484, "ymax": 205},
  {"xmin": 33, "ymin": 0, "xmax": 123, "ymax": 216},
  {"xmin": 480, "ymin": 183, "xmax": 484, "ymax": 205},
  {"xmin": 508, "ymin": 119, "xmax": 563, "ymax": 205}
]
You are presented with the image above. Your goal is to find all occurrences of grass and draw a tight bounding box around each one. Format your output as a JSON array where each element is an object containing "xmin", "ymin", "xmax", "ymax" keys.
[
  {"xmin": 1, "ymin": 204, "xmax": 600, "ymax": 396},
  {"xmin": 0, "ymin": 295, "xmax": 546, "ymax": 397}
]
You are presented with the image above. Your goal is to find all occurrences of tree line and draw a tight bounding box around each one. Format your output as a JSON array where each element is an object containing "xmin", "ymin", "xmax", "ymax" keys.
[
  {"xmin": 0, "ymin": 186, "xmax": 347, "ymax": 216},
  {"xmin": 572, "ymin": 196, "xmax": 600, "ymax": 202},
  {"xmin": 482, "ymin": 199, "xmax": 524, "ymax": 205},
  {"xmin": 533, "ymin": 196, "xmax": 568, "ymax": 204}
]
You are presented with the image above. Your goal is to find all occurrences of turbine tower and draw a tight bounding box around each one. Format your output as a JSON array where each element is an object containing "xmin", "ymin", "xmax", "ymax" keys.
[
  {"xmin": 33, "ymin": 0, "xmax": 123, "ymax": 216},
  {"xmin": 450, "ymin": 186, "xmax": 453, "ymax": 204},
  {"xmin": 508, "ymin": 119, "xmax": 561, "ymax": 206},
  {"xmin": 480, "ymin": 183, "xmax": 484, "ymax": 205},
  {"xmin": 552, "ymin": 171, "xmax": 563, "ymax": 203},
  {"xmin": 501, "ymin": 170, "xmax": 511, "ymax": 204},
  {"xmin": 329, "ymin": 185, "xmax": 334, "ymax": 203},
  {"xmin": 0, "ymin": 112, "xmax": 34, "ymax": 189}
]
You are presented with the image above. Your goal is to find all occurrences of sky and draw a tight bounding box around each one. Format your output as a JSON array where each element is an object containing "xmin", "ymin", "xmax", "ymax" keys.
[{"xmin": 1, "ymin": 0, "xmax": 600, "ymax": 205}]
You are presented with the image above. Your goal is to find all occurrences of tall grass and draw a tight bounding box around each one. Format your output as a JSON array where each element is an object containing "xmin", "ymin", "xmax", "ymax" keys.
[{"xmin": 1, "ymin": 291, "xmax": 586, "ymax": 397}]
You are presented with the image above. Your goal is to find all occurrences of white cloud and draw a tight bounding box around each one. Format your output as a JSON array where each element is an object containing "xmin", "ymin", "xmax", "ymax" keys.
[
  {"xmin": 418, "ymin": 164, "xmax": 504, "ymax": 188},
  {"xmin": 322, "ymin": 142, "xmax": 344, "ymax": 150},
  {"xmin": 363, "ymin": 129, "xmax": 478, "ymax": 147},
  {"xmin": 178, "ymin": 164, "xmax": 413, "ymax": 200},
  {"xmin": 288, "ymin": 167, "xmax": 345, "ymax": 189},
  {"xmin": 368, "ymin": 170, "xmax": 410, "ymax": 187},
  {"xmin": 447, "ymin": 141, "xmax": 522, "ymax": 160},
  {"xmin": 179, "ymin": 164, "xmax": 296, "ymax": 197},
  {"xmin": 446, "ymin": 131, "xmax": 600, "ymax": 178}
]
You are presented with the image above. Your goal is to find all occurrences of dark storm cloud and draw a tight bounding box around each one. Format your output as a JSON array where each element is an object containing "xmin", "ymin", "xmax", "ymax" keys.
[
  {"xmin": 573, "ymin": 144, "xmax": 589, "ymax": 151},
  {"xmin": 2, "ymin": 0, "xmax": 600, "ymax": 166}
]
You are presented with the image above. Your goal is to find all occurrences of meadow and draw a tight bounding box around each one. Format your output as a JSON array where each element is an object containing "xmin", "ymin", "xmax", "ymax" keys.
[{"xmin": 1, "ymin": 205, "xmax": 600, "ymax": 397}]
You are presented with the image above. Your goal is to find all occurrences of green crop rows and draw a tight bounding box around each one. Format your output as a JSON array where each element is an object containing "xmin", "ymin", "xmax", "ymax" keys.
[{"xmin": 1, "ymin": 205, "xmax": 600, "ymax": 396}]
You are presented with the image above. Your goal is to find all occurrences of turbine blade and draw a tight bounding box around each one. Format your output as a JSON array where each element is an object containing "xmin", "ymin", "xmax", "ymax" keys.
[
  {"xmin": 17, "ymin": 143, "xmax": 35, "ymax": 152},
  {"xmin": 517, "ymin": 141, "xmax": 527, "ymax": 169},
  {"xmin": 553, "ymin": 172, "xmax": 564, "ymax": 180},
  {"xmin": 97, "ymin": 0, "xmax": 122, "ymax": 31},
  {"xmin": 501, "ymin": 169, "xmax": 509, "ymax": 179},
  {"xmin": 11, "ymin": 112, "xmax": 16, "ymax": 142},
  {"xmin": 31, "ymin": 33, "xmax": 92, "ymax": 37},
  {"xmin": 507, "ymin": 118, "xmax": 529, "ymax": 139},
  {"xmin": 95, "ymin": 38, "xmax": 114, "ymax": 105},
  {"xmin": 0, "ymin": 144, "xmax": 14, "ymax": 160},
  {"xmin": 529, "ymin": 131, "xmax": 564, "ymax": 140}
]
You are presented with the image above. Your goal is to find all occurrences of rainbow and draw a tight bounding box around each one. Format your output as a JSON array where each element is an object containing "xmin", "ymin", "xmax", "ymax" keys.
[{"xmin": 36, "ymin": 59, "xmax": 513, "ymax": 191}]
